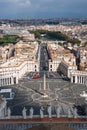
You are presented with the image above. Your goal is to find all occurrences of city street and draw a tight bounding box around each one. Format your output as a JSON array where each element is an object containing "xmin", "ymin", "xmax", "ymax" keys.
[{"xmin": 39, "ymin": 43, "xmax": 49, "ymax": 71}]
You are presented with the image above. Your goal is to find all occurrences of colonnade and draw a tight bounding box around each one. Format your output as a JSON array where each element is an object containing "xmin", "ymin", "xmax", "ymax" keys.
[
  {"xmin": 0, "ymin": 76, "xmax": 18, "ymax": 87},
  {"xmin": 71, "ymin": 75, "xmax": 86, "ymax": 84}
]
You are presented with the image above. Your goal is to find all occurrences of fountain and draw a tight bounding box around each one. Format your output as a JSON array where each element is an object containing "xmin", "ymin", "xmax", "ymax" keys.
[{"xmin": 80, "ymin": 91, "xmax": 87, "ymax": 100}]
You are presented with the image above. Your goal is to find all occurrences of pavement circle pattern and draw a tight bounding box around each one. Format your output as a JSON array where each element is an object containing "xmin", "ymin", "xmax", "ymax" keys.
[
  {"xmin": 32, "ymin": 89, "xmax": 58, "ymax": 104},
  {"xmin": 16, "ymin": 71, "xmax": 86, "ymax": 108}
]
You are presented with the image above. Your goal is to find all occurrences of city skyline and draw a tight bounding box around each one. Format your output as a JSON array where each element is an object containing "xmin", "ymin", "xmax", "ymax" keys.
[{"xmin": 0, "ymin": 0, "xmax": 87, "ymax": 19}]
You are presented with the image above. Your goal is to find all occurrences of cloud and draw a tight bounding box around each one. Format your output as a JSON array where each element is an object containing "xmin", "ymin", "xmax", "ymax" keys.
[
  {"xmin": 0, "ymin": 0, "xmax": 87, "ymax": 18},
  {"xmin": 0, "ymin": 0, "xmax": 31, "ymax": 7},
  {"xmin": 18, "ymin": 0, "xmax": 31, "ymax": 7}
]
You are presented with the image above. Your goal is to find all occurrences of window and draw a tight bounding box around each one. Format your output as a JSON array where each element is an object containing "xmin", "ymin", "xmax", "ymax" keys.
[
  {"xmin": 50, "ymin": 69, "xmax": 52, "ymax": 71},
  {"xmin": 73, "ymin": 76, "xmax": 75, "ymax": 83},
  {"xmin": 82, "ymin": 77, "xmax": 84, "ymax": 84},
  {"xmin": 77, "ymin": 76, "xmax": 79, "ymax": 83},
  {"xmin": 50, "ymin": 65, "xmax": 52, "ymax": 68},
  {"xmin": 10, "ymin": 78, "xmax": 11, "ymax": 84},
  {"xmin": 14, "ymin": 77, "xmax": 16, "ymax": 84}
]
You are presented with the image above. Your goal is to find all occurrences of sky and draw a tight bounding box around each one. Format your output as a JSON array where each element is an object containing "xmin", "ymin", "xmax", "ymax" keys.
[{"xmin": 0, "ymin": 0, "xmax": 87, "ymax": 19}]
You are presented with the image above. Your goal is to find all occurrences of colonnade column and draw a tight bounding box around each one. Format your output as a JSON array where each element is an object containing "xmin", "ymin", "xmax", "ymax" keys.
[
  {"xmin": 71, "ymin": 76, "xmax": 73, "ymax": 83},
  {"xmin": 78, "ymin": 76, "xmax": 80, "ymax": 84},
  {"xmin": 83, "ymin": 77, "xmax": 85, "ymax": 84},
  {"xmin": 0, "ymin": 79, "xmax": 1, "ymax": 86},
  {"xmin": 8, "ymin": 78, "xmax": 10, "ymax": 85},
  {"xmin": 75, "ymin": 75, "xmax": 77, "ymax": 83},
  {"xmin": 6, "ymin": 78, "xmax": 9, "ymax": 85},
  {"xmin": 11, "ymin": 77, "xmax": 14, "ymax": 85},
  {"xmin": 7, "ymin": 78, "xmax": 9, "ymax": 85},
  {"xmin": 3, "ymin": 79, "xmax": 5, "ymax": 86},
  {"xmin": 16, "ymin": 76, "xmax": 18, "ymax": 84},
  {"xmin": 1, "ymin": 79, "xmax": 4, "ymax": 86},
  {"xmin": 80, "ymin": 76, "xmax": 82, "ymax": 84}
]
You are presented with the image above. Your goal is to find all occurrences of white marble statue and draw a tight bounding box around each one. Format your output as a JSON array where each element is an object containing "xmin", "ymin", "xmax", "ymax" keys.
[
  {"xmin": 22, "ymin": 107, "xmax": 27, "ymax": 119},
  {"xmin": 73, "ymin": 108, "xmax": 78, "ymax": 118},
  {"xmin": 29, "ymin": 107, "xmax": 34, "ymax": 119},
  {"xmin": 56, "ymin": 106, "xmax": 61, "ymax": 118},
  {"xmin": 47, "ymin": 106, "xmax": 52, "ymax": 118},
  {"xmin": 68, "ymin": 107, "xmax": 72, "ymax": 118},
  {"xmin": 7, "ymin": 107, "xmax": 11, "ymax": 119},
  {"xmin": 40, "ymin": 108, "xmax": 44, "ymax": 118}
]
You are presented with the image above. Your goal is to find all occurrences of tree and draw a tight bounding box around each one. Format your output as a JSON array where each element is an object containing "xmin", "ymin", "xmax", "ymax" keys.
[
  {"xmin": 68, "ymin": 38, "xmax": 81, "ymax": 46},
  {"xmin": 0, "ymin": 35, "xmax": 19, "ymax": 45},
  {"xmin": 84, "ymin": 41, "xmax": 87, "ymax": 46},
  {"xmin": 34, "ymin": 31, "xmax": 41, "ymax": 39}
]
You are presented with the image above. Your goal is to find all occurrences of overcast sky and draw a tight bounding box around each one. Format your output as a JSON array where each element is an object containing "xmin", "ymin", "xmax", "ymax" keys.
[{"xmin": 0, "ymin": 0, "xmax": 87, "ymax": 19}]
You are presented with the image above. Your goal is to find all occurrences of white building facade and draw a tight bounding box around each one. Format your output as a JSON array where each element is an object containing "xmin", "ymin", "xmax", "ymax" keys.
[
  {"xmin": 0, "ymin": 59, "xmax": 39, "ymax": 87},
  {"xmin": 58, "ymin": 60, "xmax": 77, "ymax": 78},
  {"xmin": 49, "ymin": 60, "xmax": 60, "ymax": 72},
  {"xmin": 71, "ymin": 71, "xmax": 87, "ymax": 85}
]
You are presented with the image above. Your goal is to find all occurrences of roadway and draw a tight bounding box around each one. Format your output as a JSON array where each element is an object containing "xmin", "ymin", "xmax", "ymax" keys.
[{"xmin": 39, "ymin": 43, "xmax": 49, "ymax": 72}]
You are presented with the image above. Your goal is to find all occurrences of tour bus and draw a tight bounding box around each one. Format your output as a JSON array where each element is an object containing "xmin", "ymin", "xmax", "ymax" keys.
[{"xmin": 0, "ymin": 88, "xmax": 15, "ymax": 100}]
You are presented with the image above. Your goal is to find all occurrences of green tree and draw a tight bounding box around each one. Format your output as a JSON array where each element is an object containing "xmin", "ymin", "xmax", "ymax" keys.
[
  {"xmin": 84, "ymin": 41, "xmax": 87, "ymax": 46},
  {"xmin": 0, "ymin": 35, "xmax": 19, "ymax": 45},
  {"xmin": 68, "ymin": 38, "xmax": 81, "ymax": 46},
  {"xmin": 34, "ymin": 31, "xmax": 41, "ymax": 39}
]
